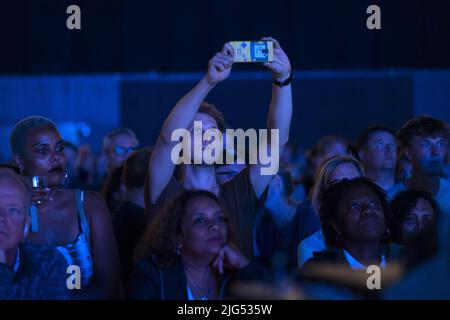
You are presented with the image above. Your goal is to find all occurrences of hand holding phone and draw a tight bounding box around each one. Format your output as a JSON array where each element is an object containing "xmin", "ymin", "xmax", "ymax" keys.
[{"xmin": 229, "ymin": 41, "xmax": 274, "ymax": 63}]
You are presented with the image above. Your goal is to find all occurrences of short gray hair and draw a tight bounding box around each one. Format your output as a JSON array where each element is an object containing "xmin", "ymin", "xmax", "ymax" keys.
[
  {"xmin": 10, "ymin": 116, "xmax": 57, "ymax": 156},
  {"xmin": 0, "ymin": 169, "xmax": 31, "ymax": 209}
]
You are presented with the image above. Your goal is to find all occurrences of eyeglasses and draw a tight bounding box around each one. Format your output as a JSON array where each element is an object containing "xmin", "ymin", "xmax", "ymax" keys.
[{"xmin": 113, "ymin": 146, "xmax": 136, "ymax": 157}]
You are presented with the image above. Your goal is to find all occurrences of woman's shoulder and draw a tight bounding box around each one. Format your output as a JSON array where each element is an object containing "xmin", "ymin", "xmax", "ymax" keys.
[{"xmin": 75, "ymin": 189, "xmax": 109, "ymax": 218}]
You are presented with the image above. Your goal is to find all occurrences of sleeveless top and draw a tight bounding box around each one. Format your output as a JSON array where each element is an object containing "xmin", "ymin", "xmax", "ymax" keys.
[{"xmin": 55, "ymin": 189, "xmax": 94, "ymax": 287}]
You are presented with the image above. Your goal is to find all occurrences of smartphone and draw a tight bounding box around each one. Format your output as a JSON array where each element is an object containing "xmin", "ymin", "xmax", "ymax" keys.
[{"xmin": 229, "ymin": 41, "xmax": 274, "ymax": 63}]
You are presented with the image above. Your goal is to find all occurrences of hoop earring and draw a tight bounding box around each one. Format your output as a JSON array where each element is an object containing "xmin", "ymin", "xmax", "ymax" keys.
[{"xmin": 56, "ymin": 171, "xmax": 69, "ymax": 192}]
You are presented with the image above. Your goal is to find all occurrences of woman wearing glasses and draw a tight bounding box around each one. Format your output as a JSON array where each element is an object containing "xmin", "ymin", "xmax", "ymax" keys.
[
  {"xmin": 10, "ymin": 116, "xmax": 120, "ymax": 299},
  {"xmin": 128, "ymin": 190, "xmax": 254, "ymax": 300}
]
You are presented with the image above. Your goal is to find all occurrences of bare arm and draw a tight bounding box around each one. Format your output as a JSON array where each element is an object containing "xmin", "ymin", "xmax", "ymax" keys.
[
  {"xmin": 73, "ymin": 191, "xmax": 121, "ymax": 299},
  {"xmin": 148, "ymin": 44, "xmax": 235, "ymax": 203},
  {"xmin": 249, "ymin": 37, "xmax": 293, "ymax": 198}
]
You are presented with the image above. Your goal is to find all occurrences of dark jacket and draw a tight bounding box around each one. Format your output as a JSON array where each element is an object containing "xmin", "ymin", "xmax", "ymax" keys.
[
  {"xmin": 0, "ymin": 243, "xmax": 70, "ymax": 300},
  {"xmin": 303, "ymin": 243, "xmax": 404, "ymax": 269},
  {"xmin": 298, "ymin": 244, "xmax": 404, "ymax": 300},
  {"xmin": 113, "ymin": 201, "xmax": 147, "ymax": 291},
  {"xmin": 255, "ymin": 203, "xmax": 321, "ymax": 272},
  {"xmin": 127, "ymin": 255, "xmax": 266, "ymax": 300}
]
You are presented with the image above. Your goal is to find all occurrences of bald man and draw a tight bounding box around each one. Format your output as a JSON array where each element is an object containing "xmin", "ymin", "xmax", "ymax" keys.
[{"xmin": 0, "ymin": 169, "xmax": 70, "ymax": 299}]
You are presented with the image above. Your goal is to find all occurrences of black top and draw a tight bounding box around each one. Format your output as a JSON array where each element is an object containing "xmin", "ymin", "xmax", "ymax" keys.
[
  {"xmin": 255, "ymin": 203, "xmax": 321, "ymax": 272},
  {"xmin": 113, "ymin": 201, "xmax": 148, "ymax": 291},
  {"xmin": 303, "ymin": 243, "xmax": 404, "ymax": 269},
  {"xmin": 127, "ymin": 255, "xmax": 267, "ymax": 300}
]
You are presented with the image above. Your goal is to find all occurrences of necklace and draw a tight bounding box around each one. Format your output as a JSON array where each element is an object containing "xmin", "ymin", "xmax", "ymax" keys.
[{"xmin": 185, "ymin": 268, "xmax": 216, "ymax": 300}]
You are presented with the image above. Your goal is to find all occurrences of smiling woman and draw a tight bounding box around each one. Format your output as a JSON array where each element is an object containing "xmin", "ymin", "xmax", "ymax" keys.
[{"xmin": 9, "ymin": 116, "xmax": 120, "ymax": 299}]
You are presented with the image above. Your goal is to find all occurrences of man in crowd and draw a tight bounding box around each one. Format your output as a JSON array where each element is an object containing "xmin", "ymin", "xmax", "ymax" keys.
[
  {"xmin": 389, "ymin": 115, "xmax": 450, "ymax": 215},
  {"xmin": 0, "ymin": 168, "xmax": 69, "ymax": 299},
  {"xmin": 357, "ymin": 124, "xmax": 397, "ymax": 192}
]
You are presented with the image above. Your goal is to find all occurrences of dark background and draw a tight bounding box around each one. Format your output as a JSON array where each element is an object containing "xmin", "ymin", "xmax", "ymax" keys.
[
  {"xmin": 2, "ymin": 0, "xmax": 450, "ymax": 74},
  {"xmin": 0, "ymin": 0, "xmax": 449, "ymax": 159}
]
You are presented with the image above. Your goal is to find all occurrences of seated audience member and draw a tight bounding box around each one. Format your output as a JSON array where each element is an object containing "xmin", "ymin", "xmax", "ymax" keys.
[
  {"xmin": 298, "ymin": 156, "xmax": 364, "ymax": 266},
  {"xmin": 147, "ymin": 38, "xmax": 293, "ymax": 258},
  {"xmin": 10, "ymin": 116, "xmax": 120, "ymax": 299},
  {"xmin": 113, "ymin": 148, "xmax": 151, "ymax": 291},
  {"xmin": 101, "ymin": 165, "xmax": 125, "ymax": 214},
  {"xmin": 128, "ymin": 190, "xmax": 258, "ymax": 300},
  {"xmin": 299, "ymin": 178, "xmax": 402, "ymax": 300},
  {"xmin": 0, "ymin": 169, "xmax": 69, "ymax": 299},
  {"xmin": 315, "ymin": 135, "xmax": 349, "ymax": 167},
  {"xmin": 255, "ymin": 169, "xmax": 321, "ymax": 272},
  {"xmin": 357, "ymin": 125, "xmax": 397, "ymax": 192},
  {"xmin": 300, "ymin": 136, "xmax": 349, "ymax": 196},
  {"xmin": 389, "ymin": 116, "xmax": 450, "ymax": 215},
  {"xmin": 390, "ymin": 190, "xmax": 439, "ymax": 267},
  {"xmin": 303, "ymin": 177, "xmax": 402, "ymax": 270},
  {"xmin": 383, "ymin": 214, "xmax": 450, "ymax": 299},
  {"xmin": 103, "ymin": 127, "xmax": 139, "ymax": 177}
]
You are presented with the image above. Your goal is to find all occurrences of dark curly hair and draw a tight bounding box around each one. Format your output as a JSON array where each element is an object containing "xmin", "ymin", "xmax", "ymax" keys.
[
  {"xmin": 390, "ymin": 190, "xmax": 440, "ymax": 243},
  {"xmin": 319, "ymin": 177, "xmax": 391, "ymax": 247},
  {"xmin": 397, "ymin": 115, "xmax": 449, "ymax": 149},
  {"xmin": 135, "ymin": 189, "xmax": 237, "ymax": 267}
]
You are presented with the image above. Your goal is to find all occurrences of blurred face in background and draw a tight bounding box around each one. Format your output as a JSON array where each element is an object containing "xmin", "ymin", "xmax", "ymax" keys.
[
  {"xmin": 106, "ymin": 134, "xmax": 138, "ymax": 173},
  {"xmin": 314, "ymin": 141, "xmax": 349, "ymax": 172},
  {"xmin": 322, "ymin": 142, "xmax": 348, "ymax": 162},
  {"xmin": 360, "ymin": 131, "xmax": 397, "ymax": 172},
  {"xmin": 329, "ymin": 162, "xmax": 362, "ymax": 184},
  {"xmin": 400, "ymin": 197, "xmax": 436, "ymax": 242}
]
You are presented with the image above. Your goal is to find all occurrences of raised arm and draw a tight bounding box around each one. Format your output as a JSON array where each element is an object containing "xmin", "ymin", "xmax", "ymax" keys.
[
  {"xmin": 148, "ymin": 44, "xmax": 235, "ymax": 204},
  {"xmin": 249, "ymin": 37, "xmax": 293, "ymax": 198}
]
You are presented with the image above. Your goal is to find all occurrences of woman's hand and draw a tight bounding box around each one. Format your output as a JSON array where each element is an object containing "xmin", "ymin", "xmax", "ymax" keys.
[
  {"xmin": 261, "ymin": 37, "xmax": 292, "ymax": 82},
  {"xmin": 212, "ymin": 243, "xmax": 250, "ymax": 274},
  {"xmin": 204, "ymin": 43, "xmax": 235, "ymax": 85},
  {"xmin": 31, "ymin": 187, "xmax": 53, "ymax": 206}
]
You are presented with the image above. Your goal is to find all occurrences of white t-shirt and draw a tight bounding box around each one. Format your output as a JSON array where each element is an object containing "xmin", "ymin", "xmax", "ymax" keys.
[
  {"xmin": 297, "ymin": 229, "xmax": 326, "ymax": 267},
  {"xmin": 342, "ymin": 249, "xmax": 386, "ymax": 270}
]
